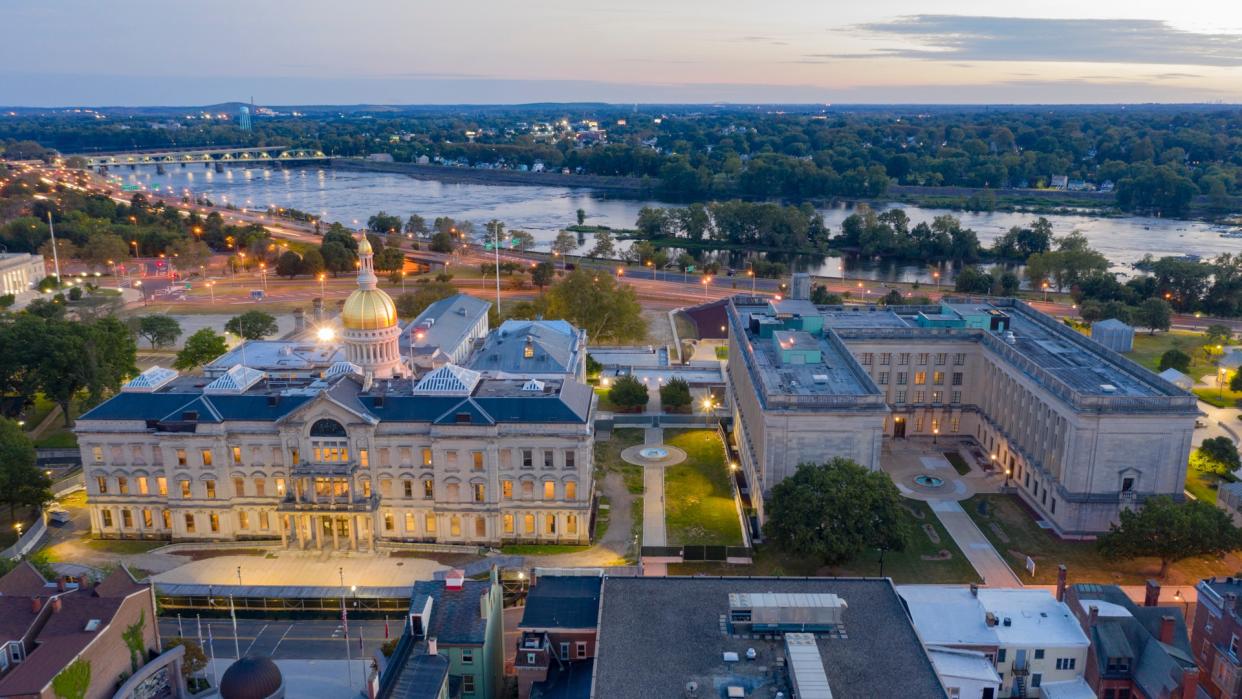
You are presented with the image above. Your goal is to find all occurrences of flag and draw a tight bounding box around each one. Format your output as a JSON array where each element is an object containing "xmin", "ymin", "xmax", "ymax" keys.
[{"xmin": 384, "ymin": 617, "xmax": 390, "ymax": 640}]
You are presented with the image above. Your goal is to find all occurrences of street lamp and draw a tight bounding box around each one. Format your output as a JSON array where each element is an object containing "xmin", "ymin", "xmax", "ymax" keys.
[
  {"xmin": 933, "ymin": 270, "xmax": 940, "ymax": 291},
  {"xmin": 932, "ymin": 427, "xmax": 939, "ymax": 445},
  {"xmin": 259, "ymin": 262, "xmax": 267, "ymax": 291},
  {"xmin": 1220, "ymin": 367, "xmax": 1228, "ymax": 400},
  {"xmin": 317, "ymin": 326, "xmax": 336, "ymax": 343},
  {"xmin": 747, "ymin": 268, "xmax": 756, "ymax": 293},
  {"xmin": 1042, "ymin": 281, "xmax": 1050, "ymax": 303},
  {"xmin": 206, "ymin": 280, "xmax": 215, "ymax": 302},
  {"xmin": 318, "ymin": 273, "xmax": 326, "ymax": 298},
  {"xmin": 1173, "ymin": 589, "xmax": 1189, "ymax": 616},
  {"xmin": 701, "ymin": 275, "xmax": 711, "ymax": 299}
]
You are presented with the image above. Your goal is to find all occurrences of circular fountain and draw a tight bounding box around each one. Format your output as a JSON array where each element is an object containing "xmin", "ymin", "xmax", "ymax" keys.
[
  {"xmin": 913, "ymin": 474, "xmax": 945, "ymax": 488},
  {"xmin": 639, "ymin": 447, "xmax": 670, "ymax": 461}
]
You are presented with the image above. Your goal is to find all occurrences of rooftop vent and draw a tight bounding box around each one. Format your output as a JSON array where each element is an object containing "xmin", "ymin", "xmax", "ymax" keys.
[
  {"xmin": 1100, "ymin": 384, "xmax": 1118, "ymax": 393},
  {"xmin": 445, "ymin": 569, "xmax": 466, "ymax": 591},
  {"xmin": 1003, "ymin": 331, "xmax": 1017, "ymax": 344},
  {"xmin": 723, "ymin": 651, "xmax": 739, "ymax": 663},
  {"xmin": 811, "ymin": 374, "xmax": 829, "ymax": 384},
  {"xmin": 84, "ymin": 619, "xmax": 101, "ymax": 632}
]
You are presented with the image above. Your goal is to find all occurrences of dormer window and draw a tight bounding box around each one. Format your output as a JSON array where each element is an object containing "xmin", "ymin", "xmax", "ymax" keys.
[{"xmin": 523, "ymin": 341, "xmax": 535, "ymax": 359}]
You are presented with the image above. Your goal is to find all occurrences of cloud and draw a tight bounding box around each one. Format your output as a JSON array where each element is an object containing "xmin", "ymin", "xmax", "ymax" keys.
[
  {"xmin": 732, "ymin": 35, "xmax": 789, "ymax": 46},
  {"xmin": 830, "ymin": 15, "xmax": 1242, "ymax": 67},
  {"xmin": 1152, "ymin": 72, "xmax": 1203, "ymax": 80}
]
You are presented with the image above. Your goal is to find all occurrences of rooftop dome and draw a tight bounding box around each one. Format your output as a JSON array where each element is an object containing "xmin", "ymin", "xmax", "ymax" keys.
[
  {"xmin": 219, "ymin": 655, "xmax": 284, "ymax": 699},
  {"xmin": 357, "ymin": 235, "xmax": 373, "ymax": 255},
  {"xmin": 342, "ymin": 288, "xmax": 397, "ymax": 330}
]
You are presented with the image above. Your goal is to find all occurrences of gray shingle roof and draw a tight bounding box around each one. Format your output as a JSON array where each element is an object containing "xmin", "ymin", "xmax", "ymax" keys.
[
  {"xmin": 409, "ymin": 580, "xmax": 491, "ymax": 645},
  {"xmin": 594, "ymin": 577, "xmax": 945, "ymax": 699}
]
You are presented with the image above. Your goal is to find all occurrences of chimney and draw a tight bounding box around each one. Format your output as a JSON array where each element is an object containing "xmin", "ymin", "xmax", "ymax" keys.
[
  {"xmin": 1160, "ymin": 615, "xmax": 1176, "ymax": 644},
  {"xmin": 31, "ymin": 597, "xmax": 42, "ymax": 613},
  {"xmin": 1056, "ymin": 565, "xmax": 1068, "ymax": 602},
  {"xmin": 970, "ymin": 584, "xmax": 978, "ymax": 598},
  {"xmin": 1182, "ymin": 666, "xmax": 1200, "ymax": 699},
  {"xmin": 50, "ymin": 597, "xmax": 62, "ymax": 613},
  {"xmin": 445, "ymin": 570, "xmax": 465, "ymax": 591},
  {"xmin": 1088, "ymin": 605, "xmax": 1099, "ymax": 628},
  {"xmin": 1145, "ymin": 579, "xmax": 1161, "ymax": 607},
  {"xmin": 428, "ymin": 637, "xmax": 438, "ymax": 656},
  {"xmin": 57, "ymin": 576, "xmax": 66, "ymax": 592}
]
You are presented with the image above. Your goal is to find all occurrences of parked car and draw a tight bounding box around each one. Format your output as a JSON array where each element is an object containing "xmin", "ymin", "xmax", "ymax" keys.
[{"xmin": 47, "ymin": 508, "xmax": 71, "ymax": 525}]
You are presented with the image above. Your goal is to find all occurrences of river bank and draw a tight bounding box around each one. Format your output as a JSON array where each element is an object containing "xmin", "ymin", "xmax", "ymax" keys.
[{"xmin": 330, "ymin": 157, "xmax": 1241, "ymax": 222}]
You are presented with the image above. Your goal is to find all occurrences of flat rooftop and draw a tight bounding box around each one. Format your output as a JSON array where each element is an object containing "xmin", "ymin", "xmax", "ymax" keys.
[
  {"xmin": 734, "ymin": 296, "xmax": 1192, "ymax": 408},
  {"xmin": 594, "ymin": 577, "xmax": 945, "ymax": 699},
  {"xmin": 899, "ymin": 586, "xmax": 1089, "ymax": 649}
]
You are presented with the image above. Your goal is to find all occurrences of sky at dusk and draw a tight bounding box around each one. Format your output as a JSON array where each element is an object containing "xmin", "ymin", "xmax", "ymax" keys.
[{"xmin": 3, "ymin": 0, "xmax": 1242, "ymax": 105}]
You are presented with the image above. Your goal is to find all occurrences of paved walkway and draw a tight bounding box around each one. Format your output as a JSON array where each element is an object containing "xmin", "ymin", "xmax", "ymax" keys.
[
  {"xmin": 642, "ymin": 427, "xmax": 668, "ymax": 547},
  {"xmin": 929, "ymin": 500, "xmax": 1023, "ymax": 587}
]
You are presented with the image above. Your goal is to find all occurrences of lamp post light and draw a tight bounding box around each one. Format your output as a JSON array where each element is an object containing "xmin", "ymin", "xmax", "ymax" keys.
[
  {"xmin": 1042, "ymin": 281, "xmax": 1050, "ymax": 303},
  {"xmin": 932, "ymin": 427, "xmax": 939, "ymax": 445},
  {"xmin": 747, "ymin": 268, "xmax": 756, "ymax": 293},
  {"xmin": 318, "ymin": 273, "xmax": 326, "ymax": 298},
  {"xmin": 1220, "ymin": 367, "xmax": 1227, "ymax": 400},
  {"xmin": 702, "ymin": 275, "xmax": 711, "ymax": 299},
  {"xmin": 206, "ymin": 280, "xmax": 214, "ymax": 303},
  {"xmin": 259, "ymin": 263, "xmax": 267, "ymax": 291}
]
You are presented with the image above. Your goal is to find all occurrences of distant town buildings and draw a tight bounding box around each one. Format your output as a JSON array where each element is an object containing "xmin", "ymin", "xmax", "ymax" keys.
[{"xmin": 1193, "ymin": 576, "xmax": 1242, "ymax": 697}]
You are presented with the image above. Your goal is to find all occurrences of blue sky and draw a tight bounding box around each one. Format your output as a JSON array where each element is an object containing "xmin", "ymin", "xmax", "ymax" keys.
[{"xmin": 2, "ymin": 0, "xmax": 1241, "ymax": 105}]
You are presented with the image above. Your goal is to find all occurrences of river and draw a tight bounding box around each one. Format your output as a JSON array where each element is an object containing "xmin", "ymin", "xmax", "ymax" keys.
[{"xmin": 112, "ymin": 163, "xmax": 1240, "ymax": 285}]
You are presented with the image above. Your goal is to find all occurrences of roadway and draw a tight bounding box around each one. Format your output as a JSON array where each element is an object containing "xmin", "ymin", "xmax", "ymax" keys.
[
  {"xmin": 31, "ymin": 163, "xmax": 1242, "ymax": 331},
  {"xmin": 159, "ymin": 617, "xmax": 395, "ymax": 661}
]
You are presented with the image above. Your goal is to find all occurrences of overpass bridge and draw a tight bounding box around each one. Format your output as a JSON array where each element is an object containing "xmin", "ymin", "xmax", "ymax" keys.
[{"xmin": 73, "ymin": 146, "xmax": 327, "ymax": 167}]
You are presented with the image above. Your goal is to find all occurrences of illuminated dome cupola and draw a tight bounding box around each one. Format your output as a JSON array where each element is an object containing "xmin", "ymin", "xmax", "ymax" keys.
[{"xmin": 341, "ymin": 235, "xmax": 402, "ymax": 378}]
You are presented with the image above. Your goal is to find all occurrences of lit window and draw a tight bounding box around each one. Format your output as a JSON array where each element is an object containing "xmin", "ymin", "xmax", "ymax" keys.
[
  {"xmin": 200, "ymin": 449, "xmax": 213, "ymax": 466},
  {"xmin": 92, "ymin": 446, "xmax": 103, "ymax": 463},
  {"xmin": 259, "ymin": 511, "xmax": 269, "ymax": 529},
  {"xmin": 566, "ymin": 482, "xmax": 577, "ymax": 500},
  {"xmin": 503, "ymin": 514, "xmax": 514, "ymax": 533},
  {"xmin": 209, "ymin": 513, "xmax": 220, "ymax": 532},
  {"xmin": 425, "ymin": 514, "xmax": 437, "ymax": 533},
  {"xmin": 405, "ymin": 512, "xmax": 415, "ymax": 532},
  {"xmin": 450, "ymin": 515, "xmax": 461, "ymax": 536},
  {"xmin": 204, "ymin": 480, "xmax": 216, "ymax": 499},
  {"xmin": 233, "ymin": 477, "xmax": 245, "ymax": 497},
  {"xmin": 423, "ymin": 479, "xmax": 434, "ymax": 499},
  {"xmin": 121, "ymin": 509, "xmax": 133, "ymax": 528},
  {"xmin": 117, "ymin": 476, "xmax": 129, "ymax": 494},
  {"xmin": 359, "ymin": 449, "xmax": 369, "ymax": 467},
  {"xmin": 472, "ymin": 452, "xmax": 484, "ymax": 471},
  {"xmin": 567, "ymin": 514, "xmax": 578, "ymax": 534},
  {"xmin": 474, "ymin": 483, "xmax": 485, "ymax": 502},
  {"xmin": 421, "ymin": 448, "xmax": 433, "ymax": 466},
  {"xmin": 180, "ymin": 480, "xmax": 191, "ymax": 498},
  {"xmin": 101, "ymin": 510, "xmax": 113, "ymax": 527},
  {"xmin": 384, "ymin": 512, "xmax": 394, "ymax": 531},
  {"xmin": 162, "ymin": 510, "xmax": 172, "ymax": 529},
  {"xmin": 96, "ymin": 476, "xmax": 108, "ymax": 494},
  {"xmin": 502, "ymin": 480, "xmax": 513, "ymax": 499},
  {"xmin": 184, "ymin": 513, "xmax": 196, "ymax": 533},
  {"xmin": 544, "ymin": 481, "xmax": 556, "ymax": 499},
  {"xmin": 238, "ymin": 511, "xmax": 249, "ymax": 530},
  {"xmin": 231, "ymin": 446, "xmax": 242, "ymax": 465},
  {"xmin": 176, "ymin": 449, "xmax": 187, "ymax": 466},
  {"xmin": 142, "ymin": 509, "xmax": 153, "ymax": 528},
  {"xmin": 137, "ymin": 477, "xmax": 149, "ymax": 495}
]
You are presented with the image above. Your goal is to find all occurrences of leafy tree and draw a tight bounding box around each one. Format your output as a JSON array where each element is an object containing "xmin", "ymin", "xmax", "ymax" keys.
[
  {"xmin": 531, "ymin": 261, "xmax": 555, "ymax": 291},
  {"xmin": 225, "ymin": 311, "xmax": 279, "ymax": 340},
  {"xmin": 585, "ymin": 353, "xmax": 602, "ymax": 377},
  {"xmin": 75, "ymin": 232, "xmax": 130, "ymax": 272},
  {"xmin": 122, "ymin": 610, "xmax": 147, "ymax": 672},
  {"xmin": 174, "ymin": 328, "xmax": 227, "ymax": 371},
  {"xmin": 1134, "ymin": 298, "xmax": 1173, "ymax": 335},
  {"xmin": 1078, "ymin": 300, "xmax": 1105, "ymax": 324},
  {"xmin": 551, "ymin": 230, "xmax": 578, "ymax": 256},
  {"xmin": 810, "ymin": 285, "xmax": 842, "ymax": 305},
  {"xmin": 1158, "ymin": 349, "xmax": 1191, "ymax": 373},
  {"xmin": 320, "ymin": 241, "xmax": 356, "ymax": 277},
  {"xmin": 1206, "ymin": 324, "xmax": 1233, "ymax": 347},
  {"xmin": 542, "ymin": 269, "xmax": 646, "ymax": 343},
  {"xmin": 394, "ymin": 281, "xmax": 458, "ymax": 319},
  {"xmin": 765, "ymin": 458, "xmax": 911, "ymax": 566},
  {"xmin": 0, "ymin": 418, "xmax": 50, "ymax": 521},
  {"xmin": 275, "ymin": 250, "xmax": 304, "ymax": 278},
  {"xmin": 659, "ymin": 377, "xmax": 691, "ymax": 410},
  {"xmin": 163, "ymin": 638, "xmax": 208, "ymax": 681},
  {"xmin": 405, "ymin": 214, "xmax": 428, "ymax": 236},
  {"xmin": 576, "ymin": 208, "xmax": 586, "ymax": 226},
  {"xmin": 136, "ymin": 315, "xmax": 182, "ymax": 350},
  {"xmin": 1098, "ymin": 496, "xmax": 1242, "ymax": 577},
  {"xmin": 367, "ymin": 211, "xmax": 402, "ymax": 234},
  {"xmin": 607, "ymin": 375, "xmax": 648, "ymax": 411},
  {"xmin": 428, "ymin": 231, "xmax": 455, "ymax": 254},
  {"xmin": 168, "ymin": 237, "xmax": 211, "ymax": 275},
  {"xmin": 590, "ymin": 230, "xmax": 615, "ymax": 259},
  {"xmin": 299, "ymin": 248, "xmax": 325, "ymax": 277},
  {"xmin": 1230, "ymin": 371, "xmax": 1242, "ymax": 393},
  {"xmin": 374, "ymin": 246, "xmax": 406, "ymax": 273},
  {"xmin": 1196, "ymin": 436, "xmax": 1241, "ymax": 475}
]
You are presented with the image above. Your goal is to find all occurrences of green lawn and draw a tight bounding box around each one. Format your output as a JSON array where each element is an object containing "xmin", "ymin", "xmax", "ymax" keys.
[
  {"xmin": 35, "ymin": 429, "xmax": 78, "ymax": 449},
  {"xmin": 943, "ymin": 451, "xmax": 972, "ymax": 476},
  {"xmin": 673, "ymin": 311, "xmax": 698, "ymax": 341},
  {"xmin": 714, "ymin": 346, "xmax": 728, "ymax": 360},
  {"xmin": 662, "ymin": 429, "xmax": 743, "ymax": 546},
  {"xmin": 1195, "ymin": 385, "xmax": 1242, "ymax": 409},
  {"xmin": 964, "ymin": 493, "xmax": 1242, "ymax": 585},
  {"xmin": 595, "ymin": 429, "xmax": 644, "ymax": 495},
  {"xmin": 669, "ymin": 500, "xmax": 979, "ymax": 584},
  {"xmin": 500, "ymin": 544, "xmax": 591, "ymax": 555},
  {"xmin": 1128, "ymin": 330, "xmax": 1216, "ymax": 379},
  {"xmin": 593, "ymin": 386, "xmax": 628, "ymax": 413},
  {"xmin": 78, "ymin": 538, "xmax": 165, "ymax": 555},
  {"xmin": 1186, "ymin": 466, "xmax": 1235, "ymax": 505}
]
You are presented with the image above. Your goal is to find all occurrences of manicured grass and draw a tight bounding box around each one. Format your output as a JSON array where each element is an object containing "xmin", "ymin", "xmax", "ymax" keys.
[
  {"xmin": 20, "ymin": 394, "xmax": 57, "ymax": 431},
  {"xmin": 593, "ymin": 386, "xmax": 624, "ymax": 413},
  {"xmin": 668, "ymin": 500, "xmax": 980, "ymax": 584},
  {"xmin": 1195, "ymin": 386, "xmax": 1242, "ymax": 409},
  {"xmin": 79, "ymin": 538, "xmax": 165, "ymax": 555},
  {"xmin": 963, "ymin": 493, "xmax": 1242, "ymax": 585},
  {"xmin": 595, "ymin": 429, "xmax": 644, "ymax": 495},
  {"xmin": 662, "ymin": 429, "xmax": 743, "ymax": 546},
  {"xmin": 943, "ymin": 451, "xmax": 972, "ymax": 476},
  {"xmin": 594, "ymin": 496, "xmax": 611, "ymax": 541},
  {"xmin": 35, "ymin": 429, "xmax": 78, "ymax": 449},
  {"xmin": 1186, "ymin": 467, "xmax": 1235, "ymax": 505},
  {"xmin": 500, "ymin": 544, "xmax": 591, "ymax": 556},
  {"xmin": 1128, "ymin": 330, "xmax": 1216, "ymax": 379},
  {"xmin": 714, "ymin": 346, "xmax": 728, "ymax": 360}
]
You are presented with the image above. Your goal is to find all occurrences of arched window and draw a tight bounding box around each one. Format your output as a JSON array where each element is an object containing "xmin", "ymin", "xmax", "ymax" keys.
[
  {"xmin": 310, "ymin": 419, "xmax": 347, "ymax": 437},
  {"xmin": 310, "ymin": 419, "xmax": 349, "ymax": 463}
]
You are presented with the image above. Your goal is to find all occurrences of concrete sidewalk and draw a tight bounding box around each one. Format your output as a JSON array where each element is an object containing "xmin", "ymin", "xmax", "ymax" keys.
[
  {"xmin": 929, "ymin": 500, "xmax": 1023, "ymax": 587},
  {"xmin": 641, "ymin": 427, "xmax": 668, "ymax": 547}
]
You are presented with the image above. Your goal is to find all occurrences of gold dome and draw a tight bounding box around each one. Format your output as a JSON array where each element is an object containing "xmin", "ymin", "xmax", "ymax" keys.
[
  {"xmin": 357, "ymin": 236, "xmax": 373, "ymax": 255},
  {"xmin": 341, "ymin": 288, "xmax": 397, "ymax": 330}
]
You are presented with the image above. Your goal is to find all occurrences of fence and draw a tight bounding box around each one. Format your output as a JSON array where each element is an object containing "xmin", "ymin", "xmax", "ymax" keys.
[{"xmin": 1, "ymin": 512, "xmax": 47, "ymax": 560}]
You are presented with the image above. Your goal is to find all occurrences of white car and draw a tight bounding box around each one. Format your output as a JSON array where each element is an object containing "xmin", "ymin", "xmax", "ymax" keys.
[{"xmin": 47, "ymin": 508, "xmax": 71, "ymax": 525}]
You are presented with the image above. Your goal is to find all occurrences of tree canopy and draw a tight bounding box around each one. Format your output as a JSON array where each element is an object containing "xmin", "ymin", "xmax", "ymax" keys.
[
  {"xmin": 225, "ymin": 311, "xmax": 279, "ymax": 341},
  {"xmin": 175, "ymin": 328, "xmax": 227, "ymax": 371},
  {"xmin": 764, "ymin": 458, "xmax": 911, "ymax": 566},
  {"xmin": 1098, "ymin": 496, "xmax": 1241, "ymax": 576},
  {"xmin": 540, "ymin": 269, "xmax": 646, "ymax": 344},
  {"xmin": 135, "ymin": 315, "xmax": 182, "ymax": 350}
]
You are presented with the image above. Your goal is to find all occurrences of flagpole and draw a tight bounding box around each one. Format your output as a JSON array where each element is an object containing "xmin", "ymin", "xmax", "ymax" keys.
[
  {"xmin": 230, "ymin": 595, "xmax": 241, "ymax": 660},
  {"xmin": 47, "ymin": 211, "xmax": 62, "ymax": 283},
  {"xmin": 341, "ymin": 568, "xmax": 353, "ymax": 689},
  {"xmin": 207, "ymin": 622, "xmax": 218, "ymax": 689}
]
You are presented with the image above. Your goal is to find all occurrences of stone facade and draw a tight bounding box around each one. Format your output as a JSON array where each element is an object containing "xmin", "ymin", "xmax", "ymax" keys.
[{"xmin": 727, "ymin": 297, "xmax": 1197, "ymax": 535}]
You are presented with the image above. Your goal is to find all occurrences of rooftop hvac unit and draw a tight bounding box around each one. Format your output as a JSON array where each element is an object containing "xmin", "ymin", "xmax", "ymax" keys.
[
  {"xmin": 1100, "ymin": 384, "xmax": 1118, "ymax": 393},
  {"xmin": 812, "ymin": 374, "xmax": 829, "ymax": 384},
  {"xmin": 684, "ymin": 681, "xmax": 699, "ymax": 698},
  {"xmin": 723, "ymin": 652, "xmax": 740, "ymax": 663}
]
